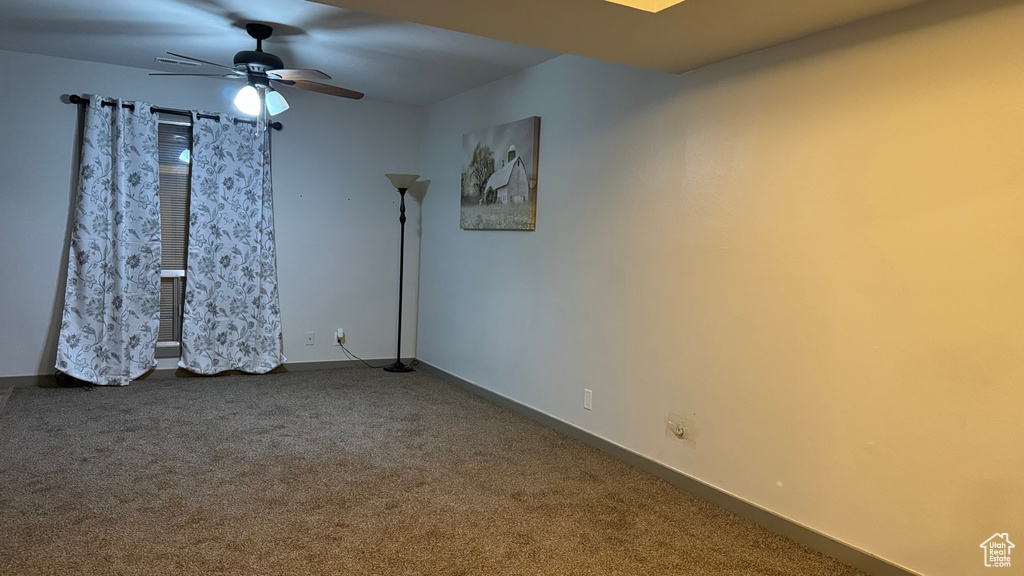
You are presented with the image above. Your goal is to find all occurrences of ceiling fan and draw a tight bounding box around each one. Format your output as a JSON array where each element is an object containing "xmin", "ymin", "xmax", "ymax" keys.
[{"xmin": 151, "ymin": 22, "xmax": 363, "ymax": 116}]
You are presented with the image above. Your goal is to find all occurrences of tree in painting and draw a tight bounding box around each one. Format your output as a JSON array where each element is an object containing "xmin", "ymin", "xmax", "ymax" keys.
[{"xmin": 463, "ymin": 143, "xmax": 495, "ymax": 202}]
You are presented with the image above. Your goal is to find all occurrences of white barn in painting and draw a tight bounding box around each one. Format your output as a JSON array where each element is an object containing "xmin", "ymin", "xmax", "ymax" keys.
[{"xmin": 483, "ymin": 145, "xmax": 529, "ymax": 204}]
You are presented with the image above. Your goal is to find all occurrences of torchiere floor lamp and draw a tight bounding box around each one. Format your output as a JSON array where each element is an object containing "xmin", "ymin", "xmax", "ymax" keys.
[{"xmin": 383, "ymin": 174, "xmax": 420, "ymax": 372}]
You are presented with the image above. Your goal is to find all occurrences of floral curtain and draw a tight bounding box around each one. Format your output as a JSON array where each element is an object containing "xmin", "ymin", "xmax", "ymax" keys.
[
  {"xmin": 56, "ymin": 96, "xmax": 162, "ymax": 386},
  {"xmin": 179, "ymin": 116, "xmax": 286, "ymax": 374}
]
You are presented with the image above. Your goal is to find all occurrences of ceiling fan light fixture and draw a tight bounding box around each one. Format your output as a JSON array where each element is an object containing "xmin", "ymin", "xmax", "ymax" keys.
[
  {"xmin": 154, "ymin": 23, "xmax": 364, "ymax": 113},
  {"xmin": 265, "ymin": 89, "xmax": 289, "ymax": 116},
  {"xmin": 234, "ymin": 84, "xmax": 261, "ymax": 116}
]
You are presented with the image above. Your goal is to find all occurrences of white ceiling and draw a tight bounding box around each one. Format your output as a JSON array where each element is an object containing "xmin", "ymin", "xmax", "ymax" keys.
[
  {"xmin": 314, "ymin": 0, "xmax": 934, "ymax": 73},
  {"xmin": 0, "ymin": 0, "xmax": 559, "ymax": 105}
]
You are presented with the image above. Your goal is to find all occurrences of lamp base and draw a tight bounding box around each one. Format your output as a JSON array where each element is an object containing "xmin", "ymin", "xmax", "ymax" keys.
[{"xmin": 383, "ymin": 360, "xmax": 414, "ymax": 373}]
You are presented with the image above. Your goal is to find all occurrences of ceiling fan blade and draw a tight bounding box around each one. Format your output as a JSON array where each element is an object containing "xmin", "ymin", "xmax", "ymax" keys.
[
  {"xmin": 166, "ymin": 52, "xmax": 237, "ymax": 71},
  {"xmin": 149, "ymin": 73, "xmax": 242, "ymax": 77},
  {"xmin": 269, "ymin": 69, "xmax": 332, "ymax": 82},
  {"xmin": 278, "ymin": 79, "xmax": 364, "ymax": 100}
]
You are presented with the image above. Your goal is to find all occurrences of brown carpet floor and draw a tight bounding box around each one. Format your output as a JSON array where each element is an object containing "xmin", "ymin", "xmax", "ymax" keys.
[{"xmin": 0, "ymin": 368, "xmax": 866, "ymax": 575}]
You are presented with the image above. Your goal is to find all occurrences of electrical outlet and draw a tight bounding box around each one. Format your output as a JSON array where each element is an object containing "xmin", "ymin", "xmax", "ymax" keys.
[
  {"xmin": 305, "ymin": 331, "xmax": 315, "ymax": 346},
  {"xmin": 584, "ymin": 389, "xmax": 593, "ymax": 411},
  {"xmin": 335, "ymin": 328, "xmax": 345, "ymax": 345}
]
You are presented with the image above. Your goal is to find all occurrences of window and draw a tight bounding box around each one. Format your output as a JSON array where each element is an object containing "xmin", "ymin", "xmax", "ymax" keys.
[{"xmin": 156, "ymin": 113, "xmax": 192, "ymax": 358}]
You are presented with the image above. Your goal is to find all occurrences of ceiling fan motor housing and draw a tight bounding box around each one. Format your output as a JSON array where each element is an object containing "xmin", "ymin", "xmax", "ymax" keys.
[{"xmin": 234, "ymin": 50, "xmax": 284, "ymax": 71}]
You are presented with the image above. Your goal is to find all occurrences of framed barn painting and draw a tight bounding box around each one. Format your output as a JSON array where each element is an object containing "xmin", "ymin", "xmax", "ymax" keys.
[{"xmin": 461, "ymin": 116, "xmax": 540, "ymax": 231}]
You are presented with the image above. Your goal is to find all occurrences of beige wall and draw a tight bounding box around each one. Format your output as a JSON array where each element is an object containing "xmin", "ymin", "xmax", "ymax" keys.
[{"xmin": 415, "ymin": 1, "xmax": 1024, "ymax": 574}]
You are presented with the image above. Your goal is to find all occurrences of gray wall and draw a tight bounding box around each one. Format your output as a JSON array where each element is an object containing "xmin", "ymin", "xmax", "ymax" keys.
[
  {"xmin": 413, "ymin": 2, "xmax": 1024, "ymax": 575},
  {"xmin": 0, "ymin": 49, "xmax": 423, "ymax": 377}
]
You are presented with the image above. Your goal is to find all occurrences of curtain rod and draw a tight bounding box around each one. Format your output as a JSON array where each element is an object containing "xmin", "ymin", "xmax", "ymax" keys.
[{"xmin": 67, "ymin": 94, "xmax": 283, "ymax": 131}]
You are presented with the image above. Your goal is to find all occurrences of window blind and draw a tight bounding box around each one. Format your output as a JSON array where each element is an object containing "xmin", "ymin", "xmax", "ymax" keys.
[
  {"xmin": 156, "ymin": 113, "xmax": 192, "ymax": 346},
  {"xmin": 158, "ymin": 119, "xmax": 191, "ymax": 271}
]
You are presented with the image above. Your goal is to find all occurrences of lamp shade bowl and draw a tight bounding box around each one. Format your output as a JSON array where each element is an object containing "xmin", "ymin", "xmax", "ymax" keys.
[{"xmin": 385, "ymin": 174, "xmax": 420, "ymax": 191}]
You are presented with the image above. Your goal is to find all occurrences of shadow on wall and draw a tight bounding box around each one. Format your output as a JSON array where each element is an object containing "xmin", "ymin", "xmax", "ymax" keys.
[
  {"xmin": 408, "ymin": 179, "xmax": 430, "ymax": 239},
  {"xmin": 38, "ymin": 95, "xmax": 84, "ymax": 376},
  {"xmin": 408, "ymin": 179, "xmax": 430, "ymax": 350}
]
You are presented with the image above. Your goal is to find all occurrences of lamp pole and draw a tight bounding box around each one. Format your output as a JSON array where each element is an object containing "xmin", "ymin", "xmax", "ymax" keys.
[{"xmin": 383, "ymin": 174, "xmax": 419, "ymax": 373}]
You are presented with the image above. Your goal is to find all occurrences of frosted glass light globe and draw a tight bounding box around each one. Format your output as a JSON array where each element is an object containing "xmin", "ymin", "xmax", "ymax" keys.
[
  {"xmin": 233, "ymin": 85, "xmax": 261, "ymax": 116},
  {"xmin": 265, "ymin": 89, "xmax": 289, "ymax": 116}
]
